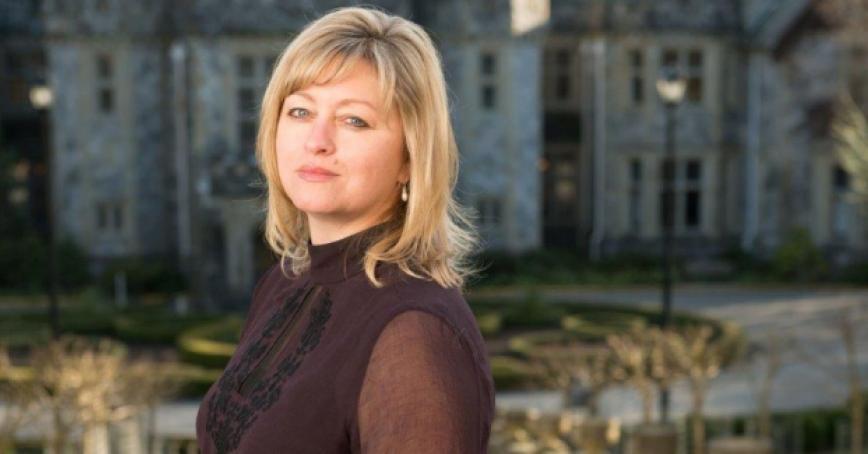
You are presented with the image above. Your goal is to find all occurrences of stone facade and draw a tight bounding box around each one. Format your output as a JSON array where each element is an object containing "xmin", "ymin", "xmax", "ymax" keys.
[
  {"xmin": 35, "ymin": 0, "xmax": 544, "ymax": 307},
  {"xmin": 542, "ymin": 0, "xmax": 867, "ymax": 261},
  {"xmin": 7, "ymin": 0, "xmax": 863, "ymax": 307}
]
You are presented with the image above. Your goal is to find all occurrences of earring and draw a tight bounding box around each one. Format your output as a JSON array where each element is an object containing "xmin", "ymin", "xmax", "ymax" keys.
[{"xmin": 401, "ymin": 183, "xmax": 408, "ymax": 202}]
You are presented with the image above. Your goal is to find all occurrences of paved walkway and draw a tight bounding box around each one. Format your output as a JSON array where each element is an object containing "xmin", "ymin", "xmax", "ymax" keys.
[{"xmin": 484, "ymin": 284, "xmax": 868, "ymax": 423}]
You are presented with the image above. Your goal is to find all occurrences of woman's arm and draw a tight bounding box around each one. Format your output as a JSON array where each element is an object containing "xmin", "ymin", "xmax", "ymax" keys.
[{"xmin": 357, "ymin": 310, "xmax": 487, "ymax": 453}]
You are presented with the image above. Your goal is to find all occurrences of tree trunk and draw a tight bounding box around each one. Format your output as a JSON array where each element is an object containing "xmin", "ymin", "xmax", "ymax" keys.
[
  {"xmin": 83, "ymin": 423, "xmax": 110, "ymax": 454},
  {"xmin": 630, "ymin": 423, "xmax": 678, "ymax": 454},
  {"xmin": 640, "ymin": 385, "xmax": 654, "ymax": 425},
  {"xmin": 692, "ymin": 388, "xmax": 707, "ymax": 454},
  {"xmin": 692, "ymin": 413, "xmax": 706, "ymax": 454},
  {"xmin": 579, "ymin": 417, "xmax": 611, "ymax": 454},
  {"xmin": 851, "ymin": 387, "xmax": 864, "ymax": 454},
  {"xmin": 51, "ymin": 408, "xmax": 68, "ymax": 454}
]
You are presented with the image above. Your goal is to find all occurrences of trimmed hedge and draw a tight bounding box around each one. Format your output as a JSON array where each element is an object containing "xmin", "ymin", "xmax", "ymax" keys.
[
  {"xmin": 176, "ymin": 316, "xmax": 243, "ymax": 369},
  {"xmin": 490, "ymin": 355, "xmax": 537, "ymax": 390},
  {"xmin": 113, "ymin": 312, "xmax": 220, "ymax": 344}
]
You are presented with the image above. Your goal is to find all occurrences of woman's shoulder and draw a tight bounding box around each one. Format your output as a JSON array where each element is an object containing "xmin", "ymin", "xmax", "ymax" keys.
[
  {"xmin": 375, "ymin": 267, "xmax": 466, "ymax": 311},
  {"xmin": 368, "ymin": 266, "xmax": 480, "ymax": 342}
]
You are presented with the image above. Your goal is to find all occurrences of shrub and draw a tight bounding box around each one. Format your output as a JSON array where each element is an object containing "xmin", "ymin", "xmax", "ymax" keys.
[
  {"xmin": 771, "ymin": 228, "xmax": 828, "ymax": 280},
  {"xmin": 501, "ymin": 289, "xmax": 565, "ymax": 329},
  {"xmin": 0, "ymin": 235, "xmax": 89, "ymax": 292},
  {"xmin": 98, "ymin": 258, "xmax": 187, "ymax": 295}
]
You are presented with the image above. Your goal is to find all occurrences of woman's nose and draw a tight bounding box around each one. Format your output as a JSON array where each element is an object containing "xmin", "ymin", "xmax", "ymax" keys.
[{"xmin": 304, "ymin": 118, "xmax": 336, "ymax": 155}]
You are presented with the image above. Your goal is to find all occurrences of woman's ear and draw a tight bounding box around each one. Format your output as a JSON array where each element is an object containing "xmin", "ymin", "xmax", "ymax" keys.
[{"xmin": 399, "ymin": 159, "xmax": 410, "ymax": 184}]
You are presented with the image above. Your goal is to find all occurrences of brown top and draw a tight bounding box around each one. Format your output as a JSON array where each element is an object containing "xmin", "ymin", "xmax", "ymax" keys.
[{"xmin": 195, "ymin": 223, "xmax": 495, "ymax": 453}]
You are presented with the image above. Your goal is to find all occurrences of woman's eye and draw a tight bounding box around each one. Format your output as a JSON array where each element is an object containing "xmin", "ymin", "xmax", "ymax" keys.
[
  {"xmin": 346, "ymin": 116, "xmax": 369, "ymax": 128},
  {"xmin": 288, "ymin": 107, "xmax": 310, "ymax": 119}
]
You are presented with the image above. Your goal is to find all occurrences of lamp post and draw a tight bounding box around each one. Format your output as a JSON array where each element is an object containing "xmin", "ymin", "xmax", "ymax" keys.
[
  {"xmin": 30, "ymin": 85, "xmax": 60, "ymax": 339},
  {"xmin": 655, "ymin": 66, "xmax": 685, "ymax": 423}
]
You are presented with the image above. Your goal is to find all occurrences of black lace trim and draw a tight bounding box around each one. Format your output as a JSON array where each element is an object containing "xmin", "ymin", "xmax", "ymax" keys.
[{"xmin": 205, "ymin": 284, "xmax": 333, "ymax": 453}]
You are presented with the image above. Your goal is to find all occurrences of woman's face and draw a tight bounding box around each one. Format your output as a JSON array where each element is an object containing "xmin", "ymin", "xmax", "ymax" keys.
[{"xmin": 276, "ymin": 60, "xmax": 408, "ymax": 241}]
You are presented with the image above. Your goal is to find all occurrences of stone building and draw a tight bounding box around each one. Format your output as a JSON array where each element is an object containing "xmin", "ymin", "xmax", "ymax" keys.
[
  {"xmin": 36, "ymin": 0, "xmax": 542, "ymax": 308},
  {"xmin": 541, "ymin": 0, "xmax": 867, "ymax": 264},
  {"xmin": 8, "ymin": 0, "xmax": 863, "ymax": 308}
]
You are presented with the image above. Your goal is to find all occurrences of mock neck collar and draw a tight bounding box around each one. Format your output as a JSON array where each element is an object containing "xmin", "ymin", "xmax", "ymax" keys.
[{"xmin": 307, "ymin": 222, "xmax": 391, "ymax": 285}]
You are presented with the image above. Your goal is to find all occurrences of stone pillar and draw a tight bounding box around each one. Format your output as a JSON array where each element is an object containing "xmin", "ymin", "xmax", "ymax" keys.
[{"xmin": 217, "ymin": 197, "xmax": 260, "ymax": 298}]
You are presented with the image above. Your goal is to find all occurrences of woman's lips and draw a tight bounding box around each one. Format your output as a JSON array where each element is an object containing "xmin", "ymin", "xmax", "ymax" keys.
[{"xmin": 297, "ymin": 167, "xmax": 338, "ymax": 182}]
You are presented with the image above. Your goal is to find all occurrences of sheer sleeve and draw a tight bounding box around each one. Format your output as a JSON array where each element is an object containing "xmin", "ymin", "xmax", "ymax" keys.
[{"xmin": 358, "ymin": 310, "xmax": 486, "ymax": 453}]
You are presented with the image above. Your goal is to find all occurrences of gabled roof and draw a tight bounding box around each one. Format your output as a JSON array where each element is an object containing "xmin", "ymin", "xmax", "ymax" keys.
[{"xmin": 746, "ymin": 0, "xmax": 813, "ymax": 51}]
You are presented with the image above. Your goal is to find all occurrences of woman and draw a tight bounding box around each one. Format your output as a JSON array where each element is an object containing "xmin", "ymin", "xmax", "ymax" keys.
[{"xmin": 195, "ymin": 6, "xmax": 495, "ymax": 454}]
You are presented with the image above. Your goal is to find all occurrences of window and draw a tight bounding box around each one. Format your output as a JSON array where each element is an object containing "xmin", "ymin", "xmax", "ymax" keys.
[
  {"xmin": 543, "ymin": 111, "xmax": 581, "ymax": 142},
  {"xmin": 95, "ymin": 54, "xmax": 114, "ymax": 114},
  {"xmin": 554, "ymin": 49, "xmax": 571, "ymax": 98},
  {"xmin": 659, "ymin": 48, "xmax": 704, "ymax": 104},
  {"xmin": 479, "ymin": 51, "xmax": 497, "ymax": 110},
  {"xmin": 482, "ymin": 85, "xmax": 496, "ymax": 109},
  {"xmin": 658, "ymin": 158, "xmax": 702, "ymax": 232},
  {"xmin": 97, "ymin": 203, "xmax": 108, "ymax": 230},
  {"xmin": 236, "ymin": 53, "xmax": 272, "ymax": 152},
  {"xmin": 237, "ymin": 56, "xmax": 254, "ymax": 79},
  {"xmin": 832, "ymin": 164, "xmax": 851, "ymax": 239},
  {"xmin": 99, "ymin": 88, "xmax": 113, "ymax": 112},
  {"xmin": 554, "ymin": 162, "xmax": 575, "ymax": 202},
  {"xmin": 629, "ymin": 159, "xmax": 642, "ymax": 234},
  {"xmin": 264, "ymin": 55, "xmax": 278, "ymax": 74},
  {"xmin": 96, "ymin": 201, "xmax": 123, "ymax": 231},
  {"xmin": 476, "ymin": 196, "xmax": 502, "ymax": 228},
  {"xmin": 481, "ymin": 53, "xmax": 496, "ymax": 76},
  {"xmin": 684, "ymin": 159, "xmax": 701, "ymax": 228},
  {"xmin": 238, "ymin": 88, "xmax": 256, "ymax": 114},
  {"xmin": 662, "ymin": 49, "xmax": 679, "ymax": 68},
  {"xmin": 545, "ymin": 46, "xmax": 576, "ymax": 104},
  {"xmin": 629, "ymin": 49, "xmax": 644, "ymax": 106},
  {"xmin": 113, "ymin": 204, "xmax": 123, "ymax": 229}
]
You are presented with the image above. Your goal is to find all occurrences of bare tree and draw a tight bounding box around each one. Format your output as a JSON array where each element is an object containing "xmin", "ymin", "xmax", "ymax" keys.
[
  {"xmin": 748, "ymin": 332, "xmax": 790, "ymax": 440},
  {"xmin": 606, "ymin": 323, "xmax": 673, "ymax": 425},
  {"xmin": 839, "ymin": 310, "xmax": 865, "ymax": 454},
  {"xmin": 0, "ymin": 345, "xmax": 41, "ymax": 452},
  {"xmin": 663, "ymin": 325, "xmax": 742, "ymax": 454},
  {"xmin": 529, "ymin": 345, "xmax": 613, "ymax": 416},
  {"xmin": 792, "ymin": 306, "xmax": 868, "ymax": 454},
  {"xmin": 24, "ymin": 336, "xmax": 181, "ymax": 453},
  {"xmin": 834, "ymin": 95, "xmax": 868, "ymax": 207}
]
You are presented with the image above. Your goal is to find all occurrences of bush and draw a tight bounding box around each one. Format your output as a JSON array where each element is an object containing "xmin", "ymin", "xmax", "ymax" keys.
[
  {"xmin": 98, "ymin": 258, "xmax": 187, "ymax": 295},
  {"xmin": 470, "ymin": 248, "xmax": 663, "ymax": 287},
  {"xmin": 771, "ymin": 228, "xmax": 828, "ymax": 280},
  {"xmin": 0, "ymin": 235, "xmax": 90, "ymax": 292}
]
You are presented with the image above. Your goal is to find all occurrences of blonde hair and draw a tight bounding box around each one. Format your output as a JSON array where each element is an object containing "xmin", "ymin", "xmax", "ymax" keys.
[{"xmin": 256, "ymin": 6, "xmax": 479, "ymax": 290}]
